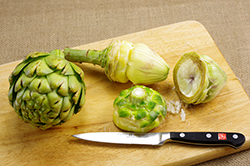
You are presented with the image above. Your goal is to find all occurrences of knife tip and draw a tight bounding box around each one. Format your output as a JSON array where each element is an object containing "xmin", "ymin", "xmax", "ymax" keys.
[{"xmin": 71, "ymin": 134, "xmax": 78, "ymax": 138}]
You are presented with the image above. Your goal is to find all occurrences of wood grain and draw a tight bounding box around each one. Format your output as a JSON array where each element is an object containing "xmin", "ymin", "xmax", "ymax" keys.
[{"xmin": 1, "ymin": 21, "xmax": 250, "ymax": 166}]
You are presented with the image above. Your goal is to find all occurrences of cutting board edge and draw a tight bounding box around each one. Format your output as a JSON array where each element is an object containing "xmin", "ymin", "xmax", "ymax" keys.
[{"xmin": 72, "ymin": 20, "xmax": 201, "ymax": 47}]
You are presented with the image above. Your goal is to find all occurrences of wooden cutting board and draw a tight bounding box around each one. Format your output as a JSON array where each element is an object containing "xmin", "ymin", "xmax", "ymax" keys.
[{"xmin": 1, "ymin": 21, "xmax": 250, "ymax": 166}]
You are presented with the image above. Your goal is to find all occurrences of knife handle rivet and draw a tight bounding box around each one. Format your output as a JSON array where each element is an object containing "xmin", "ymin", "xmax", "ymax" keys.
[
  {"xmin": 233, "ymin": 134, "xmax": 238, "ymax": 139},
  {"xmin": 206, "ymin": 133, "xmax": 212, "ymax": 139},
  {"xmin": 180, "ymin": 133, "xmax": 185, "ymax": 138}
]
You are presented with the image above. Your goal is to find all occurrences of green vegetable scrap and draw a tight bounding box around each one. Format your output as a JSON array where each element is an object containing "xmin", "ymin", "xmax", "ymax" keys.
[
  {"xmin": 113, "ymin": 85, "xmax": 167, "ymax": 132},
  {"xmin": 8, "ymin": 50, "xmax": 86, "ymax": 130}
]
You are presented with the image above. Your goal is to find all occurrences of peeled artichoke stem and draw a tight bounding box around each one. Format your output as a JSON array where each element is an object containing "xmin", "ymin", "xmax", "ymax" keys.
[
  {"xmin": 64, "ymin": 48, "xmax": 106, "ymax": 67},
  {"xmin": 63, "ymin": 40, "xmax": 170, "ymax": 85},
  {"xmin": 130, "ymin": 87, "xmax": 147, "ymax": 104}
]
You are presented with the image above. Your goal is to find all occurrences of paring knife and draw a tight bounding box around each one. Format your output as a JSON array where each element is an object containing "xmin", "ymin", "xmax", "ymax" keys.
[{"xmin": 72, "ymin": 132, "xmax": 245, "ymax": 149}]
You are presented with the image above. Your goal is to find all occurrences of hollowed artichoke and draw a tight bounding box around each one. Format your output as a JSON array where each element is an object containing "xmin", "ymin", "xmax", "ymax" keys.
[
  {"xmin": 173, "ymin": 52, "xmax": 227, "ymax": 104},
  {"xmin": 8, "ymin": 50, "xmax": 86, "ymax": 130}
]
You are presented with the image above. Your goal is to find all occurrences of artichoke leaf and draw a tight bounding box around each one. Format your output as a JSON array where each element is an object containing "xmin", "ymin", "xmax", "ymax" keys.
[
  {"xmin": 15, "ymin": 88, "xmax": 26, "ymax": 105},
  {"xmin": 61, "ymin": 62, "xmax": 74, "ymax": 75},
  {"xmin": 36, "ymin": 59, "xmax": 54, "ymax": 76},
  {"xmin": 24, "ymin": 60, "xmax": 41, "ymax": 77},
  {"xmin": 68, "ymin": 75, "xmax": 81, "ymax": 93},
  {"xmin": 114, "ymin": 42, "xmax": 131, "ymax": 83},
  {"xmin": 77, "ymin": 89, "xmax": 86, "ymax": 111},
  {"xmin": 61, "ymin": 96, "xmax": 72, "ymax": 112},
  {"xmin": 28, "ymin": 76, "xmax": 52, "ymax": 94},
  {"xmin": 40, "ymin": 114, "xmax": 55, "ymax": 124},
  {"xmin": 62, "ymin": 105, "xmax": 75, "ymax": 121},
  {"xmin": 45, "ymin": 54, "xmax": 67, "ymax": 70},
  {"xmin": 26, "ymin": 52, "xmax": 49, "ymax": 59},
  {"xmin": 46, "ymin": 72, "xmax": 67, "ymax": 93},
  {"xmin": 70, "ymin": 62, "xmax": 85, "ymax": 82},
  {"xmin": 14, "ymin": 73, "xmax": 33, "ymax": 92}
]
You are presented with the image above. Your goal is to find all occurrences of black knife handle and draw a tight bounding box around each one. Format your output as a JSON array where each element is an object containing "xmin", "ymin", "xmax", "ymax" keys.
[{"xmin": 170, "ymin": 132, "xmax": 245, "ymax": 149}]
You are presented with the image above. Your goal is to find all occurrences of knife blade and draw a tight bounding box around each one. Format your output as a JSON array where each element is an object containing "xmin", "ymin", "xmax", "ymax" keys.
[{"xmin": 72, "ymin": 132, "xmax": 245, "ymax": 149}]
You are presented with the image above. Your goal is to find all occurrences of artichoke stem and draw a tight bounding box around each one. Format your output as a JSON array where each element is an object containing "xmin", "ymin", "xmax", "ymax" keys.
[
  {"xmin": 64, "ymin": 48, "xmax": 106, "ymax": 67},
  {"xmin": 130, "ymin": 87, "xmax": 147, "ymax": 105}
]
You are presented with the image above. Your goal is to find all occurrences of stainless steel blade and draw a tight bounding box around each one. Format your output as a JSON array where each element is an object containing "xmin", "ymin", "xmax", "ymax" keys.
[{"xmin": 72, "ymin": 132, "xmax": 170, "ymax": 145}]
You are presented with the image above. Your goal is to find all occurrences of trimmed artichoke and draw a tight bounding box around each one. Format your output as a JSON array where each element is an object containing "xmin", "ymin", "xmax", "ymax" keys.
[
  {"xmin": 8, "ymin": 50, "xmax": 86, "ymax": 130},
  {"xmin": 173, "ymin": 52, "xmax": 227, "ymax": 104},
  {"xmin": 113, "ymin": 85, "xmax": 167, "ymax": 132},
  {"xmin": 64, "ymin": 40, "xmax": 170, "ymax": 85}
]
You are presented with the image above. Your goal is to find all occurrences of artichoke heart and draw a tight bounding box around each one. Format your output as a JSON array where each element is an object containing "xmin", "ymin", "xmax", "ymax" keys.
[
  {"xmin": 8, "ymin": 50, "xmax": 86, "ymax": 130},
  {"xmin": 173, "ymin": 52, "xmax": 227, "ymax": 104},
  {"xmin": 113, "ymin": 85, "xmax": 167, "ymax": 132},
  {"xmin": 64, "ymin": 40, "xmax": 170, "ymax": 85}
]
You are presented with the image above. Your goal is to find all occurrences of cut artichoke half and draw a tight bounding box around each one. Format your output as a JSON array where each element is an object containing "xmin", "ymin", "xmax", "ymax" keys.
[
  {"xmin": 173, "ymin": 52, "xmax": 227, "ymax": 105},
  {"xmin": 113, "ymin": 85, "xmax": 167, "ymax": 132}
]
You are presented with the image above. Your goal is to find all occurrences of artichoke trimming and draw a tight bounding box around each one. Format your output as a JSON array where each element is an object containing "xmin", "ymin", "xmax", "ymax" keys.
[{"xmin": 113, "ymin": 85, "xmax": 167, "ymax": 132}]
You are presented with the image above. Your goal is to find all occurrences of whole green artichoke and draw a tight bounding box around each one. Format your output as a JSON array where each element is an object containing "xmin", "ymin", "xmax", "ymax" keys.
[
  {"xmin": 8, "ymin": 50, "xmax": 86, "ymax": 130},
  {"xmin": 113, "ymin": 85, "xmax": 167, "ymax": 132}
]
